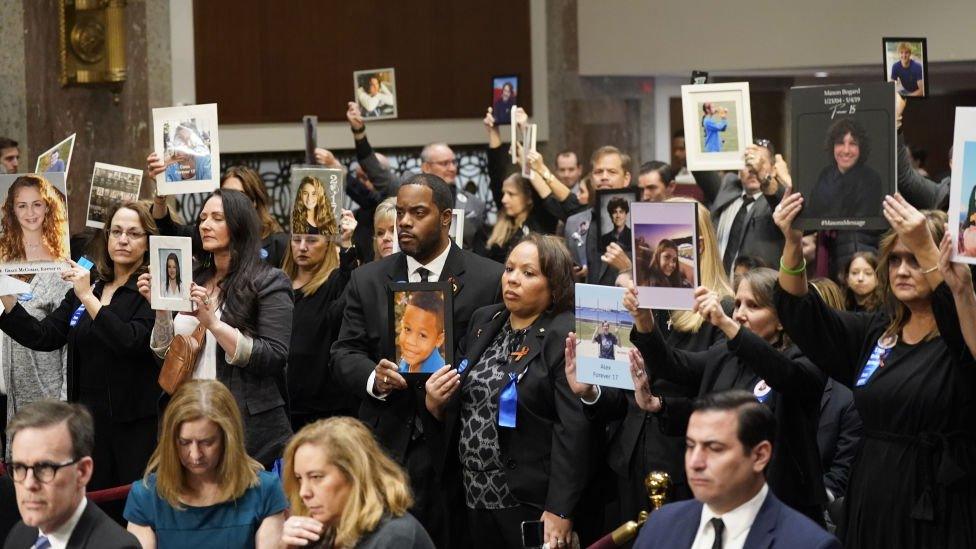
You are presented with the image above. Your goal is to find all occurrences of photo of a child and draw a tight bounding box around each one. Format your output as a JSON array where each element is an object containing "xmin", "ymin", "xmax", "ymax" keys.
[{"xmin": 389, "ymin": 284, "xmax": 454, "ymax": 375}]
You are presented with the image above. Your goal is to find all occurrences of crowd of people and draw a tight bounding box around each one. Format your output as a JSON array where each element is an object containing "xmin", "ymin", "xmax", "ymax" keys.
[{"xmin": 0, "ymin": 91, "xmax": 973, "ymax": 549}]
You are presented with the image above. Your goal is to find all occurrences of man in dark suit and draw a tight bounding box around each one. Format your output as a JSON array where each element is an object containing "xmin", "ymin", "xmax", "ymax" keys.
[
  {"xmin": 695, "ymin": 142, "xmax": 786, "ymax": 274},
  {"xmin": 4, "ymin": 400, "xmax": 139, "ymax": 549},
  {"xmin": 331, "ymin": 173, "xmax": 503, "ymax": 548},
  {"xmin": 634, "ymin": 390, "xmax": 840, "ymax": 549}
]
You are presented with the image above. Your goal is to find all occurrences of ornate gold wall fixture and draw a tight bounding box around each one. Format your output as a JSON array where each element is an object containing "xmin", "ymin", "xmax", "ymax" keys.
[{"xmin": 59, "ymin": 0, "xmax": 127, "ymax": 101}]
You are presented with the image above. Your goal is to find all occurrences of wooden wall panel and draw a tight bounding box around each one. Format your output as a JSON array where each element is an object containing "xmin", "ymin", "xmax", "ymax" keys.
[{"xmin": 193, "ymin": 0, "xmax": 533, "ymax": 123}]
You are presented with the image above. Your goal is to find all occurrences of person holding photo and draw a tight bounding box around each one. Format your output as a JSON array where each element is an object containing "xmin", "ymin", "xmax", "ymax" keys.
[
  {"xmin": 639, "ymin": 238, "xmax": 693, "ymax": 288},
  {"xmin": 397, "ymin": 291, "xmax": 446, "ymax": 374},
  {"xmin": 424, "ymin": 234, "xmax": 591, "ymax": 549},
  {"xmin": 0, "ymin": 175, "xmax": 69, "ymax": 264},
  {"xmin": 805, "ymin": 118, "xmax": 884, "ymax": 221},
  {"xmin": 701, "ymin": 102, "xmax": 728, "ymax": 153},
  {"xmin": 164, "ymin": 124, "xmax": 212, "ymax": 182},
  {"xmin": 891, "ymin": 42, "xmax": 924, "ymax": 97},
  {"xmin": 141, "ymin": 188, "xmax": 294, "ymax": 468},
  {"xmin": 124, "ymin": 381, "xmax": 286, "ymax": 548},
  {"xmin": 492, "ymin": 82, "xmax": 516, "ymax": 125},
  {"xmin": 283, "ymin": 211, "xmax": 359, "ymax": 431},
  {"xmin": 0, "ymin": 201, "xmax": 159, "ymax": 490},
  {"xmin": 292, "ymin": 176, "xmax": 338, "ymax": 237},
  {"xmin": 161, "ymin": 252, "xmax": 183, "ymax": 298},
  {"xmin": 356, "ymin": 74, "xmax": 395, "ymax": 117}
]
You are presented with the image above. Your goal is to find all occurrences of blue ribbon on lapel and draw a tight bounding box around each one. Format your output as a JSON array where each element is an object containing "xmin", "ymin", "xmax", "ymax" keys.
[{"xmin": 498, "ymin": 372, "xmax": 518, "ymax": 428}]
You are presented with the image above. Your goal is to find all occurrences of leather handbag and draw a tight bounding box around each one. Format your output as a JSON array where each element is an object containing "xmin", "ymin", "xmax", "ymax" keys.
[{"xmin": 158, "ymin": 323, "xmax": 207, "ymax": 394}]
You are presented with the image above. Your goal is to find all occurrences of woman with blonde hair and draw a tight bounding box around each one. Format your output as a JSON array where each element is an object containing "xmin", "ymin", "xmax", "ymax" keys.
[
  {"xmin": 280, "ymin": 417, "xmax": 434, "ymax": 549},
  {"xmin": 292, "ymin": 176, "xmax": 338, "ymax": 237},
  {"xmin": 566, "ymin": 197, "xmax": 737, "ymax": 525},
  {"xmin": 372, "ymin": 197, "xmax": 396, "ymax": 260},
  {"xmin": 124, "ymin": 380, "xmax": 287, "ymax": 548},
  {"xmin": 0, "ymin": 174, "xmax": 69, "ymax": 263}
]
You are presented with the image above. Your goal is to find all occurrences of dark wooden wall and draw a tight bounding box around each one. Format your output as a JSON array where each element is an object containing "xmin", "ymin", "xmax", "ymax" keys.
[{"xmin": 193, "ymin": 0, "xmax": 533, "ymax": 124}]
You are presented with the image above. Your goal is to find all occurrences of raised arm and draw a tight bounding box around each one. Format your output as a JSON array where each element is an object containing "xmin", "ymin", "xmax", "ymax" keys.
[{"xmin": 935, "ymin": 230, "xmax": 976, "ymax": 361}]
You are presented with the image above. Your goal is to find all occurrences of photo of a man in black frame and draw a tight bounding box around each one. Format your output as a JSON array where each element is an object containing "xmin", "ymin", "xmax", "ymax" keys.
[{"xmin": 596, "ymin": 188, "xmax": 639, "ymax": 260}]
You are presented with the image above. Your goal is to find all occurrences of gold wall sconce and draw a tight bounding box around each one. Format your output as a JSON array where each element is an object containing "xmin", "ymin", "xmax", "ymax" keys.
[{"xmin": 59, "ymin": 0, "xmax": 127, "ymax": 102}]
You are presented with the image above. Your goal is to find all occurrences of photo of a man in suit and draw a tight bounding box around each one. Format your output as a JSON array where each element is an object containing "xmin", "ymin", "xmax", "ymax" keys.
[
  {"xmin": 633, "ymin": 391, "xmax": 840, "ymax": 549},
  {"xmin": 331, "ymin": 173, "xmax": 503, "ymax": 547},
  {"xmin": 4, "ymin": 400, "xmax": 140, "ymax": 549}
]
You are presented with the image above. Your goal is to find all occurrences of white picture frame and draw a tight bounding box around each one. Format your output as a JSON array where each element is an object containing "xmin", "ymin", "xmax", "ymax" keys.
[
  {"xmin": 520, "ymin": 123, "xmax": 537, "ymax": 178},
  {"xmin": 574, "ymin": 283, "xmax": 635, "ymax": 390},
  {"xmin": 631, "ymin": 202, "xmax": 700, "ymax": 310},
  {"xmin": 86, "ymin": 162, "xmax": 143, "ymax": 229},
  {"xmin": 34, "ymin": 133, "xmax": 76, "ymax": 176},
  {"xmin": 947, "ymin": 107, "xmax": 976, "ymax": 264},
  {"xmin": 353, "ymin": 67, "xmax": 398, "ymax": 121},
  {"xmin": 681, "ymin": 82, "xmax": 753, "ymax": 172},
  {"xmin": 150, "ymin": 235, "xmax": 193, "ymax": 312},
  {"xmin": 152, "ymin": 103, "xmax": 220, "ymax": 196},
  {"xmin": 449, "ymin": 208, "xmax": 465, "ymax": 244}
]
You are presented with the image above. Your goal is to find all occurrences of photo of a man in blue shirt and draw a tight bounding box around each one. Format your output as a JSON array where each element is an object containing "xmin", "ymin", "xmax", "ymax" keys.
[{"xmin": 889, "ymin": 41, "xmax": 925, "ymax": 97}]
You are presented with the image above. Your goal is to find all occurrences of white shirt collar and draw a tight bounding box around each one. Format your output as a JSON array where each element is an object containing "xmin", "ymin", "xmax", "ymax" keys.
[
  {"xmin": 404, "ymin": 241, "xmax": 453, "ymax": 282},
  {"xmin": 39, "ymin": 496, "xmax": 87, "ymax": 549},
  {"xmin": 696, "ymin": 483, "xmax": 768, "ymax": 549}
]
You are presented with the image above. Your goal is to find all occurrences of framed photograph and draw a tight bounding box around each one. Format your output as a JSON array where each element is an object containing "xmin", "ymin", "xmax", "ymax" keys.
[
  {"xmin": 354, "ymin": 67, "xmax": 397, "ymax": 120},
  {"xmin": 947, "ymin": 107, "xmax": 976, "ymax": 263},
  {"xmin": 681, "ymin": 82, "xmax": 752, "ymax": 171},
  {"xmin": 303, "ymin": 115, "xmax": 318, "ymax": 165},
  {"xmin": 520, "ymin": 124, "xmax": 538, "ymax": 178},
  {"xmin": 0, "ymin": 173, "xmax": 70, "ymax": 275},
  {"xmin": 86, "ymin": 162, "xmax": 143, "ymax": 229},
  {"xmin": 790, "ymin": 82, "xmax": 896, "ymax": 231},
  {"xmin": 149, "ymin": 236, "xmax": 193, "ymax": 312},
  {"xmin": 595, "ymin": 188, "xmax": 639, "ymax": 264},
  {"xmin": 690, "ymin": 70, "xmax": 709, "ymax": 85},
  {"xmin": 290, "ymin": 166, "xmax": 345, "ymax": 240},
  {"xmin": 34, "ymin": 133, "xmax": 76, "ymax": 175},
  {"xmin": 449, "ymin": 208, "xmax": 465, "ymax": 244},
  {"xmin": 631, "ymin": 202, "xmax": 699, "ymax": 310},
  {"xmin": 883, "ymin": 37, "xmax": 928, "ymax": 98},
  {"xmin": 387, "ymin": 281, "xmax": 454, "ymax": 375},
  {"xmin": 574, "ymin": 283, "xmax": 635, "ymax": 390},
  {"xmin": 509, "ymin": 105, "xmax": 519, "ymax": 163},
  {"xmin": 152, "ymin": 103, "xmax": 220, "ymax": 196},
  {"xmin": 492, "ymin": 75, "xmax": 519, "ymax": 125}
]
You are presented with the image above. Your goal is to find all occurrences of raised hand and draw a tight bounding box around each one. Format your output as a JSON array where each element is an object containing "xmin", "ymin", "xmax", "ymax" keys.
[
  {"xmin": 346, "ymin": 101, "xmax": 365, "ymax": 132},
  {"xmin": 622, "ymin": 282, "xmax": 654, "ymax": 333},
  {"xmin": 882, "ymin": 194, "xmax": 933, "ymax": 255},
  {"xmin": 772, "ymin": 188, "xmax": 804, "ymax": 243},
  {"xmin": 629, "ymin": 348, "xmax": 661, "ymax": 412},
  {"xmin": 565, "ymin": 333, "xmax": 598, "ymax": 400},
  {"xmin": 425, "ymin": 364, "xmax": 460, "ymax": 420},
  {"xmin": 601, "ymin": 242, "xmax": 632, "ymax": 273}
]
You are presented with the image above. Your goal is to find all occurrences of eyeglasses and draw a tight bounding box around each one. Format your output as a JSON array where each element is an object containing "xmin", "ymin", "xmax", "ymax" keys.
[
  {"xmin": 428, "ymin": 159, "xmax": 458, "ymax": 168},
  {"xmin": 753, "ymin": 138, "xmax": 772, "ymax": 149},
  {"xmin": 109, "ymin": 228, "xmax": 147, "ymax": 240},
  {"xmin": 8, "ymin": 458, "xmax": 81, "ymax": 483}
]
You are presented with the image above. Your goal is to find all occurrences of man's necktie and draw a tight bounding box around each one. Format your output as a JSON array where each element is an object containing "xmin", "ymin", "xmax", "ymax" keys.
[
  {"xmin": 710, "ymin": 517, "xmax": 725, "ymax": 549},
  {"xmin": 723, "ymin": 195, "xmax": 756, "ymax": 273}
]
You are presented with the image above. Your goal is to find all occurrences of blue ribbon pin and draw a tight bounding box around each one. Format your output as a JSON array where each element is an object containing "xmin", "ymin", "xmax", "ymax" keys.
[
  {"xmin": 855, "ymin": 336, "xmax": 896, "ymax": 387},
  {"xmin": 457, "ymin": 358, "xmax": 470, "ymax": 374},
  {"xmin": 498, "ymin": 372, "xmax": 518, "ymax": 428}
]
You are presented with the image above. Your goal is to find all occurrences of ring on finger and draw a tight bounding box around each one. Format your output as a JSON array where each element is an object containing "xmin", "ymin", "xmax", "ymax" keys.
[{"xmin": 384, "ymin": 375, "xmax": 389, "ymax": 384}]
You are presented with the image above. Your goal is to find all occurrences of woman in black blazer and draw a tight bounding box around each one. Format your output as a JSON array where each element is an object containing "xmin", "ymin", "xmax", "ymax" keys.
[
  {"xmin": 0, "ymin": 201, "xmax": 159, "ymax": 490},
  {"xmin": 623, "ymin": 267, "xmax": 828, "ymax": 524},
  {"xmin": 425, "ymin": 234, "xmax": 590, "ymax": 549}
]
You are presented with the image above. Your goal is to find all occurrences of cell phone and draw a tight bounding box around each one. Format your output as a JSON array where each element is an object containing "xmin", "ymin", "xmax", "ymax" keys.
[
  {"xmin": 521, "ymin": 520, "xmax": 544, "ymax": 548},
  {"xmin": 77, "ymin": 257, "xmax": 94, "ymax": 270}
]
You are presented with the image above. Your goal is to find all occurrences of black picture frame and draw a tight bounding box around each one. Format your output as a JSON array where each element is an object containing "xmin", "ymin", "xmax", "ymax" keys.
[
  {"xmin": 882, "ymin": 37, "xmax": 928, "ymax": 99},
  {"xmin": 491, "ymin": 74, "xmax": 520, "ymax": 125},
  {"xmin": 595, "ymin": 188, "xmax": 640, "ymax": 242},
  {"xmin": 690, "ymin": 70, "xmax": 709, "ymax": 85},
  {"xmin": 386, "ymin": 281, "xmax": 455, "ymax": 377}
]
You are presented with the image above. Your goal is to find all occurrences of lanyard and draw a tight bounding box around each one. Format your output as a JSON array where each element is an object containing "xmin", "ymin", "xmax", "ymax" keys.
[
  {"xmin": 855, "ymin": 336, "xmax": 897, "ymax": 387},
  {"xmin": 69, "ymin": 303, "xmax": 86, "ymax": 327}
]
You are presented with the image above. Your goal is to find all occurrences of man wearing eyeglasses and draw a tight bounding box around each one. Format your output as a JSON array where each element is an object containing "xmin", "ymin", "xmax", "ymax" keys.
[
  {"xmin": 420, "ymin": 143, "xmax": 486, "ymax": 251},
  {"xmin": 4, "ymin": 400, "xmax": 139, "ymax": 549}
]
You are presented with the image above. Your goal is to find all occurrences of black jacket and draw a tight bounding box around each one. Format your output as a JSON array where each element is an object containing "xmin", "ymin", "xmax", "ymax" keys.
[
  {"xmin": 0, "ymin": 274, "xmax": 158, "ymax": 422},
  {"xmin": 632, "ymin": 325, "xmax": 828, "ymax": 513},
  {"xmin": 434, "ymin": 305, "xmax": 593, "ymax": 517},
  {"xmin": 817, "ymin": 378, "xmax": 862, "ymax": 499},
  {"xmin": 4, "ymin": 500, "xmax": 140, "ymax": 549},
  {"xmin": 330, "ymin": 244, "xmax": 503, "ymax": 464}
]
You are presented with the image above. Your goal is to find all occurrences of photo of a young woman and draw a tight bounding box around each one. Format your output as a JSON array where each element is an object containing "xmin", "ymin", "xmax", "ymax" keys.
[
  {"xmin": 0, "ymin": 175, "xmax": 69, "ymax": 264},
  {"xmin": 291, "ymin": 176, "xmax": 337, "ymax": 237},
  {"xmin": 161, "ymin": 251, "xmax": 183, "ymax": 298}
]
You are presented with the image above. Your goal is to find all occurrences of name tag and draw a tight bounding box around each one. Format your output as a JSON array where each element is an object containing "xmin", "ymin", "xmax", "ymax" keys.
[
  {"xmin": 69, "ymin": 303, "xmax": 86, "ymax": 327},
  {"xmin": 855, "ymin": 336, "xmax": 896, "ymax": 387}
]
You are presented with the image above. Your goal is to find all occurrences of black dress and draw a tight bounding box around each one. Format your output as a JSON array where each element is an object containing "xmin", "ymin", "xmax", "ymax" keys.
[{"xmin": 775, "ymin": 283, "xmax": 976, "ymax": 548}]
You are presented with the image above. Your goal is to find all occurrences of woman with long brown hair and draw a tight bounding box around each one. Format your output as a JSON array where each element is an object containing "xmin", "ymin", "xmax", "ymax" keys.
[
  {"xmin": 221, "ymin": 166, "xmax": 288, "ymax": 266},
  {"xmin": 292, "ymin": 176, "xmax": 338, "ymax": 238}
]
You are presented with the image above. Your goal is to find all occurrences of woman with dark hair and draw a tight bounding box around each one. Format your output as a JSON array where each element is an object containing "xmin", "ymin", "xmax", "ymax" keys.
[
  {"xmin": 146, "ymin": 158, "xmax": 288, "ymax": 266},
  {"xmin": 0, "ymin": 201, "xmax": 159, "ymax": 490},
  {"xmin": 140, "ymin": 189, "xmax": 294, "ymax": 467},
  {"xmin": 621, "ymin": 267, "xmax": 828, "ymax": 524},
  {"xmin": 641, "ymin": 239, "xmax": 693, "ymax": 288},
  {"xmin": 805, "ymin": 117, "xmax": 884, "ymax": 220},
  {"xmin": 843, "ymin": 251, "xmax": 883, "ymax": 312},
  {"xmin": 162, "ymin": 252, "xmax": 182, "ymax": 298},
  {"xmin": 424, "ymin": 234, "xmax": 591, "ymax": 549},
  {"xmin": 485, "ymin": 173, "xmax": 542, "ymax": 263},
  {"xmin": 774, "ymin": 190, "xmax": 976, "ymax": 548}
]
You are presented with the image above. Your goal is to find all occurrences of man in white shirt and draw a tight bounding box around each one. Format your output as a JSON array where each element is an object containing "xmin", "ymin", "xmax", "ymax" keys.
[
  {"xmin": 4, "ymin": 400, "xmax": 139, "ymax": 549},
  {"xmin": 633, "ymin": 390, "xmax": 839, "ymax": 549}
]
